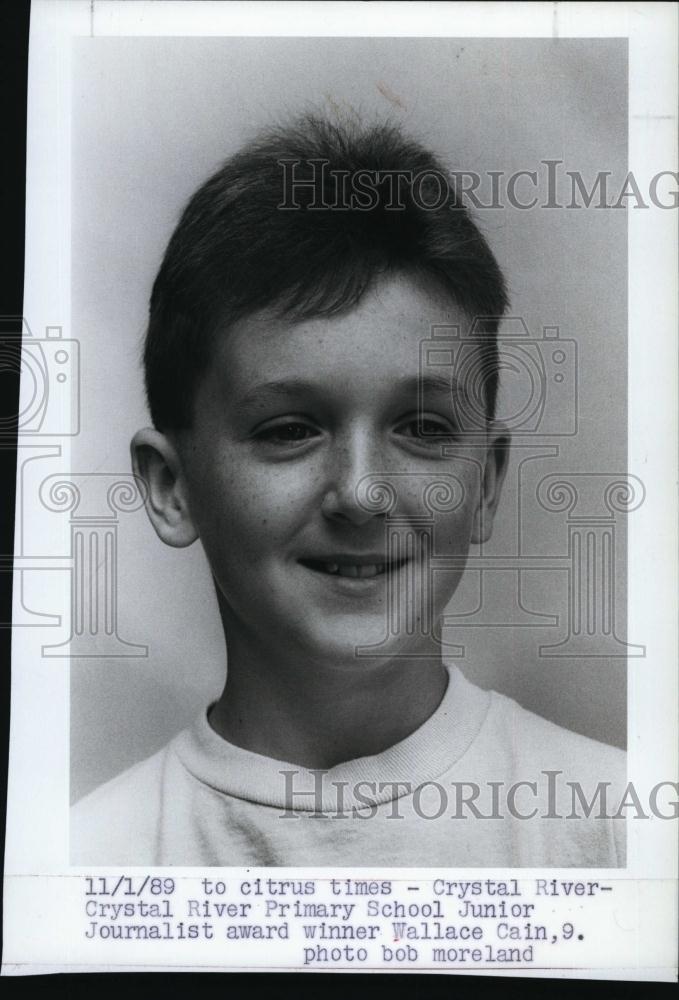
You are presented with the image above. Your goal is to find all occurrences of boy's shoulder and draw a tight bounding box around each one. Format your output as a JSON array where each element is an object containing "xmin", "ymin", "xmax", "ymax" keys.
[{"xmin": 71, "ymin": 741, "xmax": 172, "ymax": 865}]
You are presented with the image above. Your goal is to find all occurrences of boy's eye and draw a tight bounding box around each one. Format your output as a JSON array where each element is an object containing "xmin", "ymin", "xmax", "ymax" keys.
[
  {"xmin": 395, "ymin": 416, "xmax": 458, "ymax": 443},
  {"xmin": 254, "ymin": 421, "xmax": 321, "ymax": 445}
]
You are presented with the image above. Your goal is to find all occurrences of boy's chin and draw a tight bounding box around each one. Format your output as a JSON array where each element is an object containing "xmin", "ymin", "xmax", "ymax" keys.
[{"xmin": 299, "ymin": 619, "xmax": 434, "ymax": 668}]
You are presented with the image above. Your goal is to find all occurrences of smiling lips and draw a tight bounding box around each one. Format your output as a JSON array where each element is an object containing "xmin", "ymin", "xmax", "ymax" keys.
[{"xmin": 299, "ymin": 556, "xmax": 408, "ymax": 579}]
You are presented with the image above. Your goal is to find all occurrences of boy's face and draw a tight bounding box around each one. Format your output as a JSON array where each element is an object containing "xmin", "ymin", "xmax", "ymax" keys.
[{"xmin": 141, "ymin": 273, "xmax": 509, "ymax": 666}]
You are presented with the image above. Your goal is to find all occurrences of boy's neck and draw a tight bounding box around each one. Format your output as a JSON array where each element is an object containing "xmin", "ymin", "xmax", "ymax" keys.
[{"xmin": 207, "ymin": 646, "xmax": 449, "ymax": 770}]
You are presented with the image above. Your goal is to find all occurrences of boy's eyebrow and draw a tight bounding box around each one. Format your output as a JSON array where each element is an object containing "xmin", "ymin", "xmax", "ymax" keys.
[
  {"xmin": 392, "ymin": 373, "xmax": 459, "ymax": 403},
  {"xmin": 237, "ymin": 374, "xmax": 457, "ymax": 408},
  {"xmin": 237, "ymin": 379, "xmax": 327, "ymax": 407},
  {"xmin": 413, "ymin": 373, "xmax": 457, "ymax": 397}
]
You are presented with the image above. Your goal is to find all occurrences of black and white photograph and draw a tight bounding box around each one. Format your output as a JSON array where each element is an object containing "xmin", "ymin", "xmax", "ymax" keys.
[
  {"xmin": 3, "ymin": 0, "xmax": 677, "ymax": 981},
  {"xmin": 69, "ymin": 32, "xmax": 633, "ymax": 869}
]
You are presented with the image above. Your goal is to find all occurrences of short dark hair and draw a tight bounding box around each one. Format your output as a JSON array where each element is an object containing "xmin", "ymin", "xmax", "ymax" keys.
[{"xmin": 144, "ymin": 115, "xmax": 508, "ymax": 430}]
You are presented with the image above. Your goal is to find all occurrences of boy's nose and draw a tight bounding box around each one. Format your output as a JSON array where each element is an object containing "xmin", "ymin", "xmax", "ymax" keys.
[{"xmin": 320, "ymin": 433, "xmax": 386, "ymax": 526}]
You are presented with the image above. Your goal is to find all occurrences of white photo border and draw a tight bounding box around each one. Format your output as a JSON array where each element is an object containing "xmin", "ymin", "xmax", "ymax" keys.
[{"xmin": 4, "ymin": 0, "xmax": 677, "ymax": 981}]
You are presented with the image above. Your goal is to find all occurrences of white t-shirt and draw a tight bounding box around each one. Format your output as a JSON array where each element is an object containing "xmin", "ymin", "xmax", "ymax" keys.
[{"xmin": 71, "ymin": 666, "xmax": 626, "ymax": 867}]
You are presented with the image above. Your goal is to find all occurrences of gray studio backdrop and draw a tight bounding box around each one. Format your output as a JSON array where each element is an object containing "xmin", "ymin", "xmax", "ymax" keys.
[{"xmin": 69, "ymin": 37, "xmax": 628, "ymax": 801}]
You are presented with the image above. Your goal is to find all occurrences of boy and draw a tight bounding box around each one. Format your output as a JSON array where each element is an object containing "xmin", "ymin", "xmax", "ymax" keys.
[{"xmin": 72, "ymin": 115, "xmax": 625, "ymax": 866}]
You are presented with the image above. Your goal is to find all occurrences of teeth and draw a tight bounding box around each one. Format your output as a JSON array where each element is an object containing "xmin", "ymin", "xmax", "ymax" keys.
[
  {"xmin": 311, "ymin": 561, "xmax": 398, "ymax": 578},
  {"xmin": 325, "ymin": 563, "xmax": 385, "ymax": 578},
  {"xmin": 358, "ymin": 565, "xmax": 379, "ymax": 578},
  {"xmin": 338, "ymin": 565, "xmax": 359, "ymax": 578}
]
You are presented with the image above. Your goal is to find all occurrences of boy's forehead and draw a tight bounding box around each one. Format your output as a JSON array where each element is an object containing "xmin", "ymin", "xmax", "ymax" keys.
[{"xmin": 213, "ymin": 274, "xmax": 469, "ymax": 389}]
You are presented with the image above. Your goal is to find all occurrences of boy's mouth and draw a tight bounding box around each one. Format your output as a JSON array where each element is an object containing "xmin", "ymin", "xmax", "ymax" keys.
[{"xmin": 298, "ymin": 556, "xmax": 408, "ymax": 579}]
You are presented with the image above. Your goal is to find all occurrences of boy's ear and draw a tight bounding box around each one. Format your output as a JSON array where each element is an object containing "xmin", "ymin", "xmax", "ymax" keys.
[
  {"xmin": 130, "ymin": 428, "xmax": 198, "ymax": 548},
  {"xmin": 470, "ymin": 424, "xmax": 511, "ymax": 545}
]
